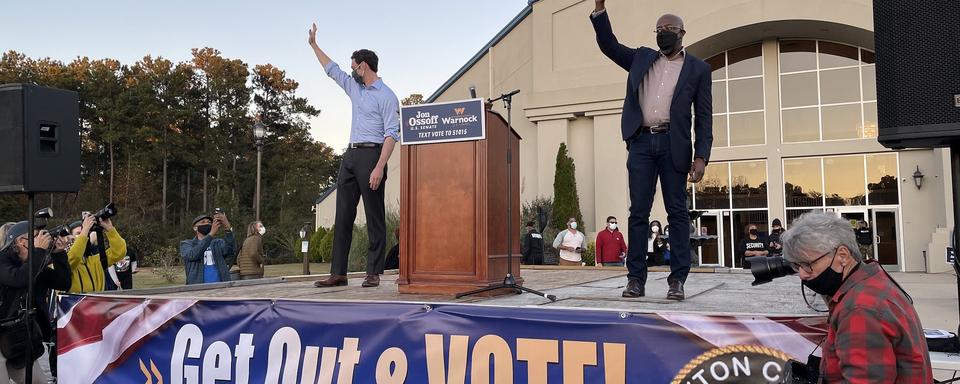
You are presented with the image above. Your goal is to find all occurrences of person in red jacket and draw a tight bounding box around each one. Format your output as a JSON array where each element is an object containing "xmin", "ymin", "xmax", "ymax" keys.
[{"xmin": 595, "ymin": 216, "xmax": 627, "ymax": 267}]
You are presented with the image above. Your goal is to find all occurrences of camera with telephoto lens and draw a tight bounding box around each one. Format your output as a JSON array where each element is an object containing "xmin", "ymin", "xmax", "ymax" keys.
[
  {"xmin": 745, "ymin": 255, "xmax": 796, "ymax": 286},
  {"xmin": 48, "ymin": 224, "xmax": 71, "ymax": 238},
  {"xmin": 93, "ymin": 203, "xmax": 118, "ymax": 220}
]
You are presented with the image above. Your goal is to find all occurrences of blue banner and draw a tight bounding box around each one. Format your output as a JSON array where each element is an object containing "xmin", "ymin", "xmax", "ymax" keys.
[
  {"xmin": 57, "ymin": 295, "xmax": 826, "ymax": 383},
  {"xmin": 400, "ymin": 98, "xmax": 485, "ymax": 145}
]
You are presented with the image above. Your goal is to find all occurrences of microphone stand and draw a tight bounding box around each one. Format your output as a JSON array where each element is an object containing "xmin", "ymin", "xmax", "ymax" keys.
[{"xmin": 456, "ymin": 90, "xmax": 556, "ymax": 302}]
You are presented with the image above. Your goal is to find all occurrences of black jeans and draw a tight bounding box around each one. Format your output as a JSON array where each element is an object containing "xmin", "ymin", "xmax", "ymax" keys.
[
  {"xmin": 626, "ymin": 132, "xmax": 691, "ymax": 286},
  {"xmin": 331, "ymin": 147, "xmax": 387, "ymax": 276}
]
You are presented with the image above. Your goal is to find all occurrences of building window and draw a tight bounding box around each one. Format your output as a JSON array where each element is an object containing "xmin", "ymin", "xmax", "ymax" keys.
[
  {"xmin": 687, "ymin": 160, "xmax": 769, "ymax": 268},
  {"xmin": 778, "ymin": 40, "xmax": 877, "ymax": 143},
  {"xmin": 784, "ymin": 153, "xmax": 899, "ymax": 209},
  {"xmin": 707, "ymin": 43, "xmax": 765, "ymax": 148},
  {"xmin": 866, "ymin": 153, "xmax": 898, "ymax": 205}
]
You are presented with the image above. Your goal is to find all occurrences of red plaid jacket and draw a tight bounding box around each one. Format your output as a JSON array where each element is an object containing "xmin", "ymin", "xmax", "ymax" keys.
[{"xmin": 820, "ymin": 262, "xmax": 932, "ymax": 383}]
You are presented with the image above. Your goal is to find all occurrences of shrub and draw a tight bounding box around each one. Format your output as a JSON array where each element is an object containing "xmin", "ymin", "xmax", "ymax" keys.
[
  {"xmin": 551, "ymin": 143, "xmax": 583, "ymax": 230},
  {"xmin": 143, "ymin": 245, "xmax": 182, "ymax": 283},
  {"xmin": 308, "ymin": 226, "xmax": 330, "ymax": 262},
  {"xmin": 346, "ymin": 209, "xmax": 400, "ymax": 272},
  {"xmin": 582, "ymin": 241, "xmax": 596, "ymax": 266}
]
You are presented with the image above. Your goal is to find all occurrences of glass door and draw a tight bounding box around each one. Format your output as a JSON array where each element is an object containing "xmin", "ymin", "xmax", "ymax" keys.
[
  {"xmin": 872, "ymin": 208, "xmax": 900, "ymax": 267},
  {"xmin": 698, "ymin": 212, "xmax": 723, "ymax": 266},
  {"xmin": 836, "ymin": 208, "xmax": 867, "ymax": 228}
]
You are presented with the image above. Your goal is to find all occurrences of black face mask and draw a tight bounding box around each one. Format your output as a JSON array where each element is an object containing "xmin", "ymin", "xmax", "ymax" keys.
[
  {"xmin": 656, "ymin": 30, "xmax": 680, "ymax": 53},
  {"xmin": 351, "ymin": 66, "xmax": 364, "ymax": 85},
  {"xmin": 802, "ymin": 249, "xmax": 844, "ymax": 296},
  {"xmin": 749, "ymin": 228, "xmax": 758, "ymax": 236},
  {"xmin": 197, "ymin": 224, "xmax": 212, "ymax": 236}
]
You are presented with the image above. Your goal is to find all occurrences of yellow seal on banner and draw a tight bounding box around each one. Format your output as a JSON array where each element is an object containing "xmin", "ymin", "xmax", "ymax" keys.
[{"xmin": 671, "ymin": 345, "xmax": 792, "ymax": 384}]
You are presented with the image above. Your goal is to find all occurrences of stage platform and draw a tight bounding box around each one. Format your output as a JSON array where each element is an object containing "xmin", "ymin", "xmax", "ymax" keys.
[{"xmin": 119, "ymin": 266, "xmax": 825, "ymax": 315}]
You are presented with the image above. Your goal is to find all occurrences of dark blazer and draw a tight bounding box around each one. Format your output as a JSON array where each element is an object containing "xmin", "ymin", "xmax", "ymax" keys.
[{"xmin": 590, "ymin": 11, "xmax": 713, "ymax": 172}]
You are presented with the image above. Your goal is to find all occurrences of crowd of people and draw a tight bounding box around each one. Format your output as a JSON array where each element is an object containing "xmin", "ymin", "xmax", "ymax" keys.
[{"xmin": 0, "ymin": 206, "xmax": 270, "ymax": 382}]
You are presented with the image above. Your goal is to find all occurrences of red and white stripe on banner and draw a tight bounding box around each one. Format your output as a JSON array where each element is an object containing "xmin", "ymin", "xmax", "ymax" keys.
[
  {"xmin": 658, "ymin": 312, "xmax": 825, "ymax": 360},
  {"xmin": 57, "ymin": 296, "xmax": 197, "ymax": 384}
]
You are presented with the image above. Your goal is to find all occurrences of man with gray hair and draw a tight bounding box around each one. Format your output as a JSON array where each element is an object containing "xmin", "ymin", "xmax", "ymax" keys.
[{"xmin": 780, "ymin": 212, "xmax": 931, "ymax": 382}]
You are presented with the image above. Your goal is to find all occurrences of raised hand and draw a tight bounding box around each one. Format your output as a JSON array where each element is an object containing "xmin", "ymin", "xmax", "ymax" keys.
[
  {"xmin": 80, "ymin": 215, "xmax": 97, "ymax": 237},
  {"xmin": 595, "ymin": 0, "xmax": 605, "ymax": 12},
  {"xmin": 308, "ymin": 23, "xmax": 318, "ymax": 47},
  {"xmin": 34, "ymin": 230, "xmax": 53, "ymax": 250}
]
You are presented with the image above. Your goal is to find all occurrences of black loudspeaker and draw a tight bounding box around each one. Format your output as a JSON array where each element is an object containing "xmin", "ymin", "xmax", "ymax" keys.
[
  {"xmin": 874, "ymin": 0, "xmax": 960, "ymax": 149},
  {"xmin": 0, "ymin": 83, "xmax": 81, "ymax": 193}
]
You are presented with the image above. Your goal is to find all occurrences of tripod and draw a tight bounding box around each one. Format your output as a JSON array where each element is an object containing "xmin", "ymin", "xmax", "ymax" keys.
[{"xmin": 456, "ymin": 90, "xmax": 556, "ymax": 302}]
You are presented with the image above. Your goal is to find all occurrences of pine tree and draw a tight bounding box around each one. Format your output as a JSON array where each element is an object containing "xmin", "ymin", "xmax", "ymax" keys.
[{"xmin": 551, "ymin": 143, "xmax": 584, "ymax": 230}]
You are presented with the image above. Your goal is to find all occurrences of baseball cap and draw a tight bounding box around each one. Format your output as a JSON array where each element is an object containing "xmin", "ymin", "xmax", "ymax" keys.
[
  {"xmin": 192, "ymin": 215, "xmax": 213, "ymax": 225},
  {"xmin": 2, "ymin": 221, "xmax": 29, "ymax": 251}
]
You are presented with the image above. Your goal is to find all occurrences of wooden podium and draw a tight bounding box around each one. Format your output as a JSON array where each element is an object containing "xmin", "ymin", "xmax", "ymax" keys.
[{"xmin": 398, "ymin": 109, "xmax": 522, "ymax": 295}]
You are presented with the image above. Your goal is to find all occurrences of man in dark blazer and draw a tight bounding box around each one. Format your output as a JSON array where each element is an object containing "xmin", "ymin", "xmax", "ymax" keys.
[{"xmin": 590, "ymin": 0, "xmax": 712, "ymax": 300}]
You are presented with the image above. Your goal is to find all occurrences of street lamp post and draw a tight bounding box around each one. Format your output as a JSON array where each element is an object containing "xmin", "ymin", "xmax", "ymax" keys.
[
  {"xmin": 253, "ymin": 121, "xmax": 267, "ymax": 221},
  {"xmin": 299, "ymin": 225, "xmax": 310, "ymax": 275}
]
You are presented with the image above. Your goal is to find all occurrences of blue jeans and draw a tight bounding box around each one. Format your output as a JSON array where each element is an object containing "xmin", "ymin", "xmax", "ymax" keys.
[
  {"xmin": 626, "ymin": 131, "xmax": 691, "ymax": 285},
  {"xmin": 602, "ymin": 262, "xmax": 625, "ymax": 267}
]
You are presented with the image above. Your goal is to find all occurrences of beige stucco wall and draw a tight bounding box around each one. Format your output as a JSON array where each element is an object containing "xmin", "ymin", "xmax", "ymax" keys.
[{"xmin": 314, "ymin": 0, "xmax": 951, "ymax": 271}]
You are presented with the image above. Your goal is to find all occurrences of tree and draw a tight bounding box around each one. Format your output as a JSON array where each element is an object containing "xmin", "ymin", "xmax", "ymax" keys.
[
  {"xmin": 401, "ymin": 93, "xmax": 423, "ymax": 106},
  {"xmin": 0, "ymin": 49, "xmax": 340, "ymax": 269},
  {"xmin": 551, "ymin": 143, "xmax": 584, "ymax": 230}
]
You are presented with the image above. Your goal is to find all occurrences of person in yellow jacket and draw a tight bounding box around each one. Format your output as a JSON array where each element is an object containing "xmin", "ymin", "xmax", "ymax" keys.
[{"xmin": 67, "ymin": 214, "xmax": 127, "ymax": 293}]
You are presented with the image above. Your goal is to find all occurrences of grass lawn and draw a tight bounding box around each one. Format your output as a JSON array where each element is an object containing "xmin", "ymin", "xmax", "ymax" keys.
[{"xmin": 133, "ymin": 263, "xmax": 331, "ymax": 290}]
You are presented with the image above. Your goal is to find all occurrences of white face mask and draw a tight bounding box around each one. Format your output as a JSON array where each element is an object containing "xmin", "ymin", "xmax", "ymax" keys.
[
  {"xmin": 651, "ymin": 225, "xmax": 660, "ymax": 233},
  {"xmin": 569, "ymin": 222, "xmax": 578, "ymax": 230},
  {"xmin": 608, "ymin": 223, "xmax": 618, "ymax": 230},
  {"xmin": 258, "ymin": 226, "xmax": 266, "ymax": 236}
]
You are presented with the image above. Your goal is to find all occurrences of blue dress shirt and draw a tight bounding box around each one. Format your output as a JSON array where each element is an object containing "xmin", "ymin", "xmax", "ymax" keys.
[{"xmin": 324, "ymin": 61, "xmax": 401, "ymax": 144}]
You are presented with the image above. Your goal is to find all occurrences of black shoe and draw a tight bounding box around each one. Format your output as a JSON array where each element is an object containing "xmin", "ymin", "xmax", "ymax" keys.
[
  {"xmin": 621, "ymin": 279, "xmax": 645, "ymax": 298},
  {"xmin": 667, "ymin": 280, "xmax": 685, "ymax": 301}
]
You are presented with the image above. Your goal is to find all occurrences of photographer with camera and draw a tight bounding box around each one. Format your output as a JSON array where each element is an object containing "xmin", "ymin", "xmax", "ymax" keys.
[
  {"xmin": 0, "ymin": 221, "xmax": 71, "ymax": 383},
  {"xmin": 780, "ymin": 212, "xmax": 931, "ymax": 382},
  {"xmin": 180, "ymin": 211, "xmax": 235, "ymax": 284},
  {"xmin": 66, "ymin": 208, "xmax": 128, "ymax": 293}
]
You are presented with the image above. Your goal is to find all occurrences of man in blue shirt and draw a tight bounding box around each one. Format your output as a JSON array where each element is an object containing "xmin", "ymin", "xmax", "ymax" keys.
[{"xmin": 309, "ymin": 23, "xmax": 400, "ymax": 289}]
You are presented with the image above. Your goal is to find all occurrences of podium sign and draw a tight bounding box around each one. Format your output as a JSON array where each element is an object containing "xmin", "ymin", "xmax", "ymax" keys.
[{"xmin": 400, "ymin": 98, "xmax": 485, "ymax": 145}]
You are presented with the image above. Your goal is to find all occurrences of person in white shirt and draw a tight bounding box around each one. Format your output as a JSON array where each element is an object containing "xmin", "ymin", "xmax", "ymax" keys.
[{"xmin": 553, "ymin": 217, "xmax": 586, "ymax": 266}]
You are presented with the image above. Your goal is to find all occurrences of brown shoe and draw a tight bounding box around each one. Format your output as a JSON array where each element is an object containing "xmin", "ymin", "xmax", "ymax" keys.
[
  {"xmin": 361, "ymin": 274, "xmax": 380, "ymax": 288},
  {"xmin": 667, "ymin": 280, "xmax": 685, "ymax": 301},
  {"xmin": 314, "ymin": 275, "xmax": 347, "ymax": 287}
]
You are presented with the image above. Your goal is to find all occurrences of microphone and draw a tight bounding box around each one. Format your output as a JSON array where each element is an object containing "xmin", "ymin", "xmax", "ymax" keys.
[{"xmin": 469, "ymin": 85, "xmax": 477, "ymax": 99}]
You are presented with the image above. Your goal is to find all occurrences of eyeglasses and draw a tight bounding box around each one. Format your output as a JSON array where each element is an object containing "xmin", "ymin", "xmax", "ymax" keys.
[
  {"xmin": 608, "ymin": 221, "xmax": 618, "ymax": 225},
  {"xmin": 789, "ymin": 246, "xmax": 839, "ymax": 274},
  {"xmin": 655, "ymin": 25, "xmax": 683, "ymax": 34}
]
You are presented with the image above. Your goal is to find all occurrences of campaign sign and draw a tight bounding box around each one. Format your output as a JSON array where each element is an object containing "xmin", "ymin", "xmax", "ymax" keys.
[
  {"xmin": 57, "ymin": 295, "xmax": 827, "ymax": 383},
  {"xmin": 400, "ymin": 98, "xmax": 485, "ymax": 145}
]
